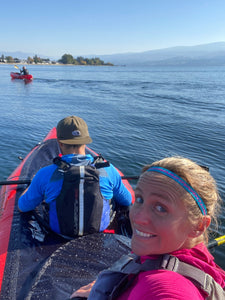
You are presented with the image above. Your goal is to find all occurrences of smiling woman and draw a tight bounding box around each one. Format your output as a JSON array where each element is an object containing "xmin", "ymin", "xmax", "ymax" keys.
[
  {"xmin": 71, "ymin": 156, "xmax": 225, "ymax": 300},
  {"xmin": 130, "ymin": 169, "xmax": 195, "ymax": 256}
]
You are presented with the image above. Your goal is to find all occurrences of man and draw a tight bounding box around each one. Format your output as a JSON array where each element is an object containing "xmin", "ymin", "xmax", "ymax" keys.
[
  {"xmin": 20, "ymin": 66, "xmax": 29, "ymax": 75},
  {"xmin": 18, "ymin": 116, "xmax": 132, "ymax": 237}
]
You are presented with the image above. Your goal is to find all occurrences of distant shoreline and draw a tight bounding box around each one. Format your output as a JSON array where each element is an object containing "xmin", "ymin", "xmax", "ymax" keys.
[{"xmin": 0, "ymin": 62, "xmax": 114, "ymax": 67}]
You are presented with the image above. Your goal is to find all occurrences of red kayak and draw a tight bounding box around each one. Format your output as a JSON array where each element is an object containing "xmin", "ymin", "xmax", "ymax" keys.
[{"xmin": 10, "ymin": 72, "xmax": 33, "ymax": 80}]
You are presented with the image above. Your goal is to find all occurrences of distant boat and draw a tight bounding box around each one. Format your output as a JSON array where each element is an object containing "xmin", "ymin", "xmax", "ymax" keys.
[{"xmin": 10, "ymin": 72, "xmax": 33, "ymax": 81}]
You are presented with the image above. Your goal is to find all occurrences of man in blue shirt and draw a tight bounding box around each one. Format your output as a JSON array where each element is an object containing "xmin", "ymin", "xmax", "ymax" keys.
[{"xmin": 18, "ymin": 116, "xmax": 132, "ymax": 237}]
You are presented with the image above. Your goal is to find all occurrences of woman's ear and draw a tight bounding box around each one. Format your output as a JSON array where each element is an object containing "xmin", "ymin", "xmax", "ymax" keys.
[
  {"xmin": 189, "ymin": 216, "xmax": 211, "ymax": 238},
  {"xmin": 202, "ymin": 215, "xmax": 211, "ymax": 229}
]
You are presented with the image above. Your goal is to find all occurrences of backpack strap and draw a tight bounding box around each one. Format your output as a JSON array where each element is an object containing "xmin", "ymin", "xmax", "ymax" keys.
[
  {"xmin": 53, "ymin": 156, "xmax": 71, "ymax": 171},
  {"xmin": 120, "ymin": 254, "xmax": 163, "ymax": 274},
  {"xmin": 92, "ymin": 154, "xmax": 110, "ymax": 169},
  {"xmin": 161, "ymin": 254, "xmax": 225, "ymax": 297},
  {"xmin": 89, "ymin": 253, "xmax": 225, "ymax": 300},
  {"xmin": 53, "ymin": 155, "xmax": 110, "ymax": 170},
  {"xmin": 88, "ymin": 254, "xmax": 164, "ymax": 300}
]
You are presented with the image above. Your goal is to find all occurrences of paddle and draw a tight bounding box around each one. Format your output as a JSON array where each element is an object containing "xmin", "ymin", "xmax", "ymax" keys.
[
  {"xmin": 1, "ymin": 166, "xmax": 208, "ymax": 184},
  {"xmin": 0, "ymin": 179, "xmax": 31, "ymax": 185},
  {"xmin": 208, "ymin": 235, "xmax": 225, "ymax": 249},
  {"xmin": 0, "ymin": 176, "xmax": 139, "ymax": 186},
  {"xmin": 122, "ymin": 176, "xmax": 139, "ymax": 180},
  {"xmin": 14, "ymin": 65, "xmax": 20, "ymax": 70},
  {"xmin": 0, "ymin": 177, "xmax": 225, "ymax": 248}
]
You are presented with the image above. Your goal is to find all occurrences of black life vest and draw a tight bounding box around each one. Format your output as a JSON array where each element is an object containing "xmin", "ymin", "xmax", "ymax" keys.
[
  {"xmin": 88, "ymin": 252, "xmax": 225, "ymax": 300},
  {"xmin": 51, "ymin": 155, "xmax": 110, "ymax": 238}
]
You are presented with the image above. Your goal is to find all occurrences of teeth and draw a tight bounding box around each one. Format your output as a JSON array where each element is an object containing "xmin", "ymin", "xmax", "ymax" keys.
[{"xmin": 135, "ymin": 229, "xmax": 155, "ymax": 238}]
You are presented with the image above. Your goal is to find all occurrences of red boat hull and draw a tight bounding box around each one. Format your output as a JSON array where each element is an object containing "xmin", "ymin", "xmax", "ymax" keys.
[{"xmin": 10, "ymin": 72, "xmax": 33, "ymax": 80}]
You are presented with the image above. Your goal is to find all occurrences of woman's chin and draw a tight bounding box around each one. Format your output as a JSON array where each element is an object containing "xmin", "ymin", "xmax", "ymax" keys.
[{"xmin": 131, "ymin": 237, "xmax": 152, "ymax": 256}]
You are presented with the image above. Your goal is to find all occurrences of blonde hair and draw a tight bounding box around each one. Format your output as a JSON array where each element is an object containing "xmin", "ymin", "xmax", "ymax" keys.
[{"xmin": 142, "ymin": 156, "xmax": 221, "ymax": 243}]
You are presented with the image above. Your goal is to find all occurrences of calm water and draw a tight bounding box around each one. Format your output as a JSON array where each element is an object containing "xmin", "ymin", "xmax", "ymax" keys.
[{"xmin": 1, "ymin": 64, "xmax": 225, "ymax": 267}]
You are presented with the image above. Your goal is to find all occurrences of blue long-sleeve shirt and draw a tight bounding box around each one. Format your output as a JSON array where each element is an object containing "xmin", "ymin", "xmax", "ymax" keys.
[{"xmin": 18, "ymin": 154, "xmax": 132, "ymax": 233}]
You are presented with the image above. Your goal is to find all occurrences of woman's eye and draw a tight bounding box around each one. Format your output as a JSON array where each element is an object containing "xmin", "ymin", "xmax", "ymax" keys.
[
  {"xmin": 135, "ymin": 196, "xmax": 143, "ymax": 204},
  {"xmin": 155, "ymin": 204, "xmax": 167, "ymax": 213}
]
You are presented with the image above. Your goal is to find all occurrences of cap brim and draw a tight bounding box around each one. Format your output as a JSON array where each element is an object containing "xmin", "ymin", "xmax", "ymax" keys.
[{"xmin": 58, "ymin": 137, "xmax": 92, "ymax": 145}]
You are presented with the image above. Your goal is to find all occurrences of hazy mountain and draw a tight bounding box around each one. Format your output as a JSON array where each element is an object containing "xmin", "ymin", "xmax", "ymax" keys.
[
  {"xmin": 0, "ymin": 51, "xmax": 55, "ymax": 60},
  {"xmin": 98, "ymin": 42, "xmax": 225, "ymax": 66},
  {"xmin": 2, "ymin": 42, "xmax": 225, "ymax": 66}
]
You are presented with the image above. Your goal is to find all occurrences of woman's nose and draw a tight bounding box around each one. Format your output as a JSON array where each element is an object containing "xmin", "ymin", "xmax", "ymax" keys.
[{"xmin": 130, "ymin": 205, "xmax": 150, "ymax": 225}]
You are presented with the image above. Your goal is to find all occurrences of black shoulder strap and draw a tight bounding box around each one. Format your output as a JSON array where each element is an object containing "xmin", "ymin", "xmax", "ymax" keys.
[
  {"xmin": 53, "ymin": 155, "xmax": 110, "ymax": 170},
  {"xmin": 88, "ymin": 254, "xmax": 164, "ymax": 300},
  {"xmin": 117, "ymin": 253, "xmax": 162, "ymax": 274},
  {"xmin": 53, "ymin": 156, "xmax": 70, "ymax": 171},
  {"xmin": 92, "ymin": 154, "xmax": 110, "ymax": 169}
]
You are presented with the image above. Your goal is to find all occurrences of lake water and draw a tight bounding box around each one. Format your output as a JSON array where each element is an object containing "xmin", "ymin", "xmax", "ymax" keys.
[{"xmin": 0, "ymin": 63, "xmax": 225, "ymax": 268}]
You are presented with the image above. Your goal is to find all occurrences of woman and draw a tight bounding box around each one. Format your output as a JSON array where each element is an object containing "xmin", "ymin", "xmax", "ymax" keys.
[{"xmin": 71, "ymin": 156, "xmax": 225, "ymax": 299}]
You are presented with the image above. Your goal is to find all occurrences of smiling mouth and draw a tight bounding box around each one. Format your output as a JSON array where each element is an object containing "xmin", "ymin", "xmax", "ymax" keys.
[{"xmin": 135, "ymin": 229, "xmax": 156, "ymax": 238}]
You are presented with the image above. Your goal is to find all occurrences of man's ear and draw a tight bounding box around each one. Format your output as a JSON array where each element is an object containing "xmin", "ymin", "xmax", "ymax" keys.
[
  {"xmin": 57, "ymin": 140, "xmax": 64, "ymax": 151},
  {"xmin": 57, "ymin": 139, "xmax": 63, "ymax": 147},
  {"xmin": 189, "ymin": 216, "xmax": 211, "ymax": 238}
]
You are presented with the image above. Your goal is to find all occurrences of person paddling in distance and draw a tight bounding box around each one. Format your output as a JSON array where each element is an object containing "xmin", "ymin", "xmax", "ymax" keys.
[
  {"xmin": 71, "ymin": 156, "xmax": 225, "ymax": 299},
  {"xmin": 18, "ymin": 116, "xmax": 132, "ymax": 238},
  {"xmin": 20, "ymin": 66, "xmax": 29, "ymax": 75}
]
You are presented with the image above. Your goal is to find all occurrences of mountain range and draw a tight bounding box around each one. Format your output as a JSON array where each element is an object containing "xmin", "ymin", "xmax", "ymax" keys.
[
  {"xmin": 99, "ymin": 42, "xmax": 225, "ymax": 66},
  {"xmin": 1, "ymin": 42, "xmax": 225, "ymax": 66}
]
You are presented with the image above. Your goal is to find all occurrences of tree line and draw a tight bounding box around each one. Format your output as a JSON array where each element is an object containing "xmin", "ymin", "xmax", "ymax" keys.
[
  {"xmin": 0, "ymin": 53, "xmax": 113, "ymax": 66},
  {"xmin": 58, "ymin": 54, "xmax": 113, "ymax": 65},
  {"xmin": 0, "ymin": 54, "xmax": 52, "ymax": 64}
]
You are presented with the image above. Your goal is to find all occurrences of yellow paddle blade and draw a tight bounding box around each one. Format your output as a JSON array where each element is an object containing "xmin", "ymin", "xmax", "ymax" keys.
[
  {"xmin": 215, "ymin": 235, "xmax": 225, "ymax": 246},
  {"xmin": 14, "ymin": 65, "xmax": 19, "ymax": 69}
]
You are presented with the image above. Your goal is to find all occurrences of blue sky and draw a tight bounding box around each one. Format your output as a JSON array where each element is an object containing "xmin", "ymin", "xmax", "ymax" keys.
[{"xmin": 1, "ymin": 0, "xmax": 225, "ymax": 58}]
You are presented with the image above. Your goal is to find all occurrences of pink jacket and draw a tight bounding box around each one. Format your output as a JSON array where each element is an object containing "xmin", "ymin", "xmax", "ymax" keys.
[{"xmin": 117, "ymin": 243, "xmax": 225, "ymax": 300}]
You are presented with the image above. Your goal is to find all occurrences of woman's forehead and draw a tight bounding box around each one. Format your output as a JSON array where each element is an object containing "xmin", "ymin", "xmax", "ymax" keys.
[{"xmin": 136, "ymin": 171, "xmax": 186, "ymax": 197}]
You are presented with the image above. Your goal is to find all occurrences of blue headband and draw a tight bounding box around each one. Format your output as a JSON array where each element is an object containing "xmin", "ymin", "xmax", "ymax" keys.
[{"xmin": 147, "ymin": 166, "xmax": 207, "ymax": 215}]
